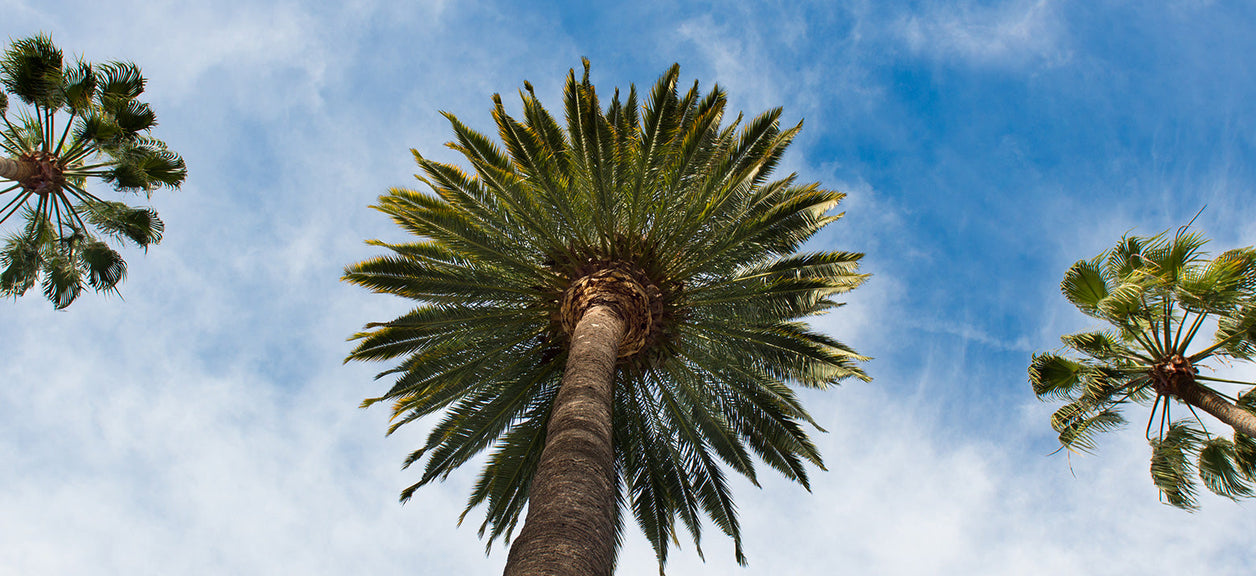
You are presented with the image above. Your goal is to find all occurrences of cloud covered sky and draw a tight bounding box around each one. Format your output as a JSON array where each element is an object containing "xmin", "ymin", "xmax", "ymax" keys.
[{"xmin": 2, "ymin": 0, "xmax": 1255, "ymax": 574}]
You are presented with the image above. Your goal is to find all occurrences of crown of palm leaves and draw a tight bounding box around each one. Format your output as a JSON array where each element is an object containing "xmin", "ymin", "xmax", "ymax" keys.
[
  {"xmin": 1030, "ymin": 225, "xmax": 1256, "ymax": 509},
  {"xmin": 345, "ymin": 60, "xmax": 868, "ymax": 568},
  {"xmin": 0, "ymin": 34, "xmax": 186, "ymax": 308}
]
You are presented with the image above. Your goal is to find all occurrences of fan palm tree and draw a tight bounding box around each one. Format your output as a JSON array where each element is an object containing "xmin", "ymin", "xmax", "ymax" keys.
[
  {"xmin": 344, "ymin": 60, "xmax": 867, "ymax": 575},
  {"xmin": 1030, "ymin": 225, "xmax": 1256, "ymax": 509},
  {"xmin": 0, "ymin": 34, "xmax": 186, "ymax": 308}
]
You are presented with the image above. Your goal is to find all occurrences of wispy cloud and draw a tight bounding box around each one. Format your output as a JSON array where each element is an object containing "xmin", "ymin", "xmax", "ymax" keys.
[{"xmin": 893, "ymin": 0, "xmax": 1069, "ymax": 68}]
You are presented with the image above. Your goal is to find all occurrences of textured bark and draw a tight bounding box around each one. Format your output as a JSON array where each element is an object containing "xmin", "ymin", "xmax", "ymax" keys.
[
  {"xmin": 0, "ymin": 157, "xmax": 36, "ymax": 182},
  {"xmin": 1175, "ymin": 380, "xmax": 1256, "ymax": 438},
  {"xmin": 559, "ymin": 261, "xmax": 661, "ymax": 358},
  {"xmin": 504, "ymin": 304, "xmax": 624, "ymax": 576}
]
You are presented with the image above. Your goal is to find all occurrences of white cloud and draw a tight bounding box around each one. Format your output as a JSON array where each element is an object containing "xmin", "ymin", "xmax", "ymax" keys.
[{"xmin": 894, "ymin": 0, "xmax": 1069, "ymax": 68}]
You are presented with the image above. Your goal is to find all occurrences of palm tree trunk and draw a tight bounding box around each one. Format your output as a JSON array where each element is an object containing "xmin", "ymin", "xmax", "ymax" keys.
[
  {"xmin": 1177, "ymin": 381, "xmax": 1256, "ymax": 438},
  {"xmin": 503, "ymin": 304, "xmax": 624, "ymax": 576},
  {"xmin": 0, "ymin": 157, "xmax": 35, "ymax": 182}
]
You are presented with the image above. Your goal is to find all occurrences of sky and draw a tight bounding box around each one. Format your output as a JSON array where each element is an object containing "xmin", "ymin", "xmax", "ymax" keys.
[{"xmin": 2, "ymin": 0, "xmax": 1256, "ymax": 574}]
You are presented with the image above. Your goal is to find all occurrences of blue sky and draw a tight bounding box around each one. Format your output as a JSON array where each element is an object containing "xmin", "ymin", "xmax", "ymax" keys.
[{"xmin": 3, "ymin": 1, "xmax": 1255, "ymax": 574}]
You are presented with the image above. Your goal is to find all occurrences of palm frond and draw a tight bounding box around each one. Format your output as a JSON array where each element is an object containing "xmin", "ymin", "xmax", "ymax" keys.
[
  {"xmin": 80, "ymin": 200, "xmax": 163, "ymax": 247},
  {"xmin": 1197, "ymin": 437, "xmax": 1255, "ymax": 500},
  {"xmin": 0, "ymin": 34, "xmax": 63, "ymax": 108},
  {"xmin": 1150, "ymin": 421, "xmax": 1203, "ymax": 510}
]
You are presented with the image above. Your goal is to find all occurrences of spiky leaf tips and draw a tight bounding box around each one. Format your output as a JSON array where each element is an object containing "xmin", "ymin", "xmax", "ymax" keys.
[
  {"xmin": 0, "ymin": 34, "xmax": 185, "ymax": 308},
  {"xmin": 345, "ymin": 61, "xmax": 867, "ymax": 573},
  {"xmin": 1030, "ymin": 225, "xmax": 1256, "ymax": 509}
]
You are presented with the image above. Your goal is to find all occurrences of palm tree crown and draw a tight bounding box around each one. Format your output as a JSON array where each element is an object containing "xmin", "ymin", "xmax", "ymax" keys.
[
  {"xmin": 345, "ymin": 61, "xmax": 867, "ymax": 571},
  {"xmin": 1030, "ymin": 225, "xmax": 1256, "ymax": 509},
  {"xmin": 0, "ymin": 34, "xmax": 186, "ymax": 308}
]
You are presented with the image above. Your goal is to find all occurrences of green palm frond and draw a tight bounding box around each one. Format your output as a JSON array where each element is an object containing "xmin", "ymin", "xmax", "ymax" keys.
[
  {"xmin": 1150, "ymin": 422, "xmax": 1203, "ymax": 510},
  {"xmin": 0, "ymin": 214, "xmax": 46, "ymax": 295},
  {"xmin": 60, "ymin": 60, "xmax": 95, "ymax": 113},
  {"xmin": 94, "ymin": 61, "xmax": 144, "ymax": 102},
  {"xmin": 81, "ymin": 199, "xmax": 163, "ymax": 248},
  {"xmin": 1212, "ymin": 305, "xmax": 1256, "ymax": 360},
  {"xmin": 1053, "ymin": 403, "xmax": 1125, "ymax": 454},
  {"xmin": 347, "ymin": 61, "xmax": 865, "ymax": 570},
  {"xmin": 1029, "ymin": 353, "xmax": 1085, "ymax": 399},
  {"xmin": 79, "ymin": 238, "xmax": 125, "ymax": 292},
  {"xmin": 0, "ymin": 34, "xmax": 63, "ymax": 107},
  {"xmin": 1197, "ymin": 437, "xmax": 1255, "ymax": 500}
]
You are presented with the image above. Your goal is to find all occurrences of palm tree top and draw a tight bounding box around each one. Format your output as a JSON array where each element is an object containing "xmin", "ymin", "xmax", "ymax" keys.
[
  {"xmin": 1030, "ymin": 224, "xmax": 1256, "ymax": 509},
  {"xmin": 345, "ymin": 60, "xmax": 868, "ymax": 569},
  {"xmin": 0, "ymin": 34, "xmax": 186, "ymax": 308}
]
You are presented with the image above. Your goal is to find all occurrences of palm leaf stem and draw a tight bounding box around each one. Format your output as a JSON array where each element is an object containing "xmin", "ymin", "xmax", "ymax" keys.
[
  {"xmin": 1185, "ymin": 402, "xmax": 1211, "ymax": 437},
  {"xmin": 37, "ymin": 105, "xmax": 48, "ymax": 150},
  {"xmin": 0, "ymin": 119, "xmax": 28, "ymax": 155},
  {"xmin": 66, "ymin": 169, "xmax": 113, "ymax": 179},
  {"xmin": 1195, "ymin": 375, "xmax": 1256, "ymax": 388},
  {"xmin": 63, "ymin": 181, "xmax": 104, "ymax": 204},
  {"xmin": 1162, "ymin": 299, "xmax": 1174, "ymax": 354},
  {"xmin": 50, "ymin": 191, "xmax": 65, "ymax": 234},
  {"xmin": 1139, "ymin": 299, "xmax": 1165, "ymax": 354},
  {"xmin": 0, "ymin": 189, "xmax": 32, "ymax": 224},
  {"xmin": 1147, "ymin": 394, "xmax": 1165, "ymax": 440},
  {"xmin": 1119, "ymin": 350, "xmax": 1157, "ymax": 366},
  {"xmin": 31, "ymin": 193, "xmax": 47, "ymax": 231},
  {"xmin": 59, "ymin": 141, "xmax": 95, "ymax": 165},
  {"xmin": 45, "ymin": 108, "xmax": 56, "ymax": 152},
  {"xmin": 51, "ymin": 109, "xmax": 75, "ymax": 157},
  {"xmin": 1175, "ymin": 310, "xmax": 1208, "ymax": 354},
  {"xmin": 1161, "ymin": 398, "xmax": 1172, "ymax": 440},
  {"xmin": 57, "ymin": 191, "xmax": 89, "ymax": 233},
  {"xmin": 1189, "ymin": 333, "xmax": 1246, "ymax": 363},
  {"xmin": 66, "ymin": 161, "xmax": 118, "ymax": 174},
  {"xmin": 47, "ymin": 109, "xmax": 57, "ymax": 152},
  {"xmin": 1125, "ymin": 322, "xmax": 1164, "ymax": 359}
]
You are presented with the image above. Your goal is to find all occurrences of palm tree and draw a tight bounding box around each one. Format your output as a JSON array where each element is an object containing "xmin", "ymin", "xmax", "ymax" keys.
[
  {"xmin": 344, "ymin": 60, "xmax": 867, "ymax": 575},
  {"xmin": 1030, "ymin": 225, "xmax": 1256, "ymax": 509},
  {"xmin": 0, "ymin": 34, "xmax": 186, "ymax": 308}
]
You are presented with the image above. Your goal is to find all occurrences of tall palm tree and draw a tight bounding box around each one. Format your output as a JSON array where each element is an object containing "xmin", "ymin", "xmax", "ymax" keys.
[
  {"xmin": 0, "ymin": 34, "xmax": 186, "ymax": 308},
  {"xmin": 1030, "ymin": 225, "xmax": 1256, "ymax": 509},
  {"xmin": 344, "ymin": 61, "xmax": 867, "ymax": 575}
]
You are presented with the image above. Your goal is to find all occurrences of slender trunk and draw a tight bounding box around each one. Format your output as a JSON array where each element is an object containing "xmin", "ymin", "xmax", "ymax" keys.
[
  {"xmin": 0, "ymin": 157, "xmax": 36, "ymax": 182},
  {"xmin": 503, "ymin": 304, "xmax": 624, "ymax": 576},
  {"xmin": 1176, "ymin": 380, "xmax": 1256, "ymax": 438}
]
